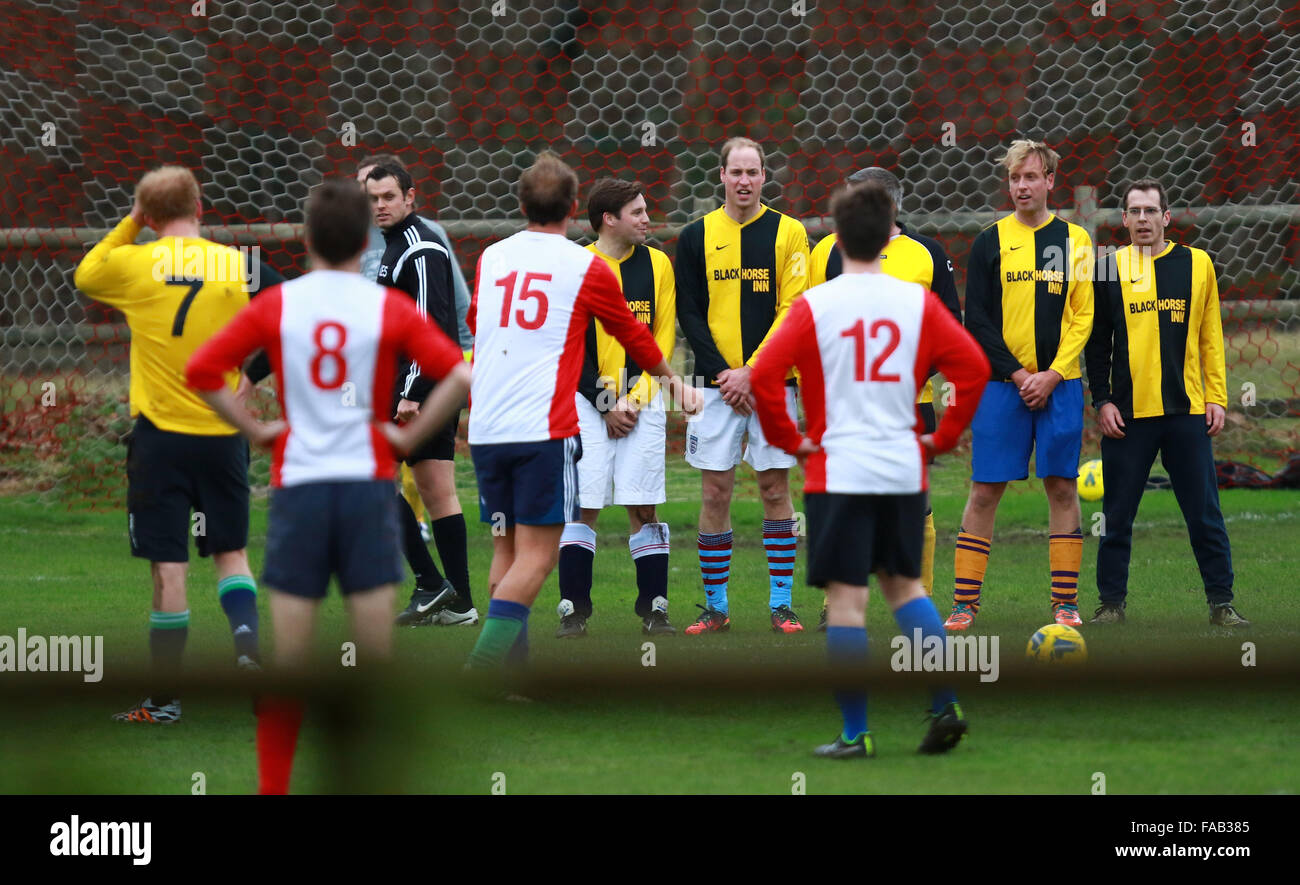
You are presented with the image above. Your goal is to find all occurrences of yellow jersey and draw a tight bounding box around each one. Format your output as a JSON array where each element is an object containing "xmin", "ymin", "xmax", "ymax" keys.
[
  {"xmin": 1086, "ymin": 242, "xmax": 1227, "ymax": 418},
  {"xmin": 963, "ymin": 213, "xmax": 1094, "ymax": 382},
  {"xmin": 675, "ymin": 205, "xmax": 809, "ymax": 385},
  {"xmin": 580, "ymin": 242, "xmax": 677, "ymax": 408},
  {"xmin": 74, "ymin": 216, "xmax": 250, "ymax": 435}
]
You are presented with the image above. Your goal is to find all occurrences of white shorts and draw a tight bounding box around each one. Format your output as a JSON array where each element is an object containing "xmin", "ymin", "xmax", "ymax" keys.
[
  {"xmin": 684, "ymin": 386, "xmax": 798, "ymax": 472},
  {"xmin": 575, "ymin": 391, "xmax": 667, "ymax": 509}
]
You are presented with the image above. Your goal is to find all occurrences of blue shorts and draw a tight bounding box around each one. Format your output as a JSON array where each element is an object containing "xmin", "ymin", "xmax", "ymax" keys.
[
  {"xmin": 970, "ymin": 378, "xmax": 1084, "ymax": 482},
  {"xmin": 262, "ymin": 480, "xmax": 404, "ymax": 598},
  {"xmin": 472, "ymin": 437, "xmax": 581, "ymax": 526}
]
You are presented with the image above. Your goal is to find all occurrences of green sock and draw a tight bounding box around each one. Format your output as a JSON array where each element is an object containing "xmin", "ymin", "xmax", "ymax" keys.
[{"xmin": 467, "ymin": 616, "xmax": 524, "ymax": 669}]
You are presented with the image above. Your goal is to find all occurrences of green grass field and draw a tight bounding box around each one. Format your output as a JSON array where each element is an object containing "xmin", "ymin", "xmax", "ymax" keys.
[{"xmin": 1, "ymin": 454, "xmax": 1298, "ymax": 795}]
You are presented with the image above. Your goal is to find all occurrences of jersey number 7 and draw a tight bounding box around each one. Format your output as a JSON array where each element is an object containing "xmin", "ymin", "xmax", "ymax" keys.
[{"xmin": 167, "ymin": 277, "xmax": 203, "ymax": 336}]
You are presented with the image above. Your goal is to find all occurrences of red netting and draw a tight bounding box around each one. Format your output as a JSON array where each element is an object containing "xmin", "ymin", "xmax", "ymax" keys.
[{"xmin": 1, "ymin": 0, "xmax": 1296, "ymax": 505}]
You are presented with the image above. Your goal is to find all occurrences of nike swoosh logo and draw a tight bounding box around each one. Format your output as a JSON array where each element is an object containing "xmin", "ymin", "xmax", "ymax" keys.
[
  {"xmin": 1130, "ymin": 277, "xmax": 1144, "ymax": 283},
  {"xmin": 715, "ymin": 244, "xmax": 728, "ymax": 250},
  {"xmin": 415, "ymin": 600, "xmax": 439, "ymax": 613},
  {"xmin": 1009, "ymin": 245, "xmax": 1023, "ymax": 250}
]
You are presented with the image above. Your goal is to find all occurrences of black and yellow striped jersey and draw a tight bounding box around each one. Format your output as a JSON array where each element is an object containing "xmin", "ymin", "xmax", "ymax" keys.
[
  {"xmin": 675, "ymin": 204, "xmax": 809, "ymax": 386},
  {"xmin": 964, "ymin": 213, "xmax": 1094, "ymax": 382},
  {"xmin": 74, "ymin": 216, "xmax": 250, "ymax": 435},
  {"xmin": 1085, "ymin": 242, "xmax": 1227, "ymax": 419},
  {"xmin": 809, "ymin": 221, "xmax": 962, "ymax": 403},
  {"xmin": 578, "ymin": 242, "xmax": 676, "ymax": 409}
]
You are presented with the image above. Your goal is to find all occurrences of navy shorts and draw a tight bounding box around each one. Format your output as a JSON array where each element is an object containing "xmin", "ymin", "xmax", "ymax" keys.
[
  {"xmin": 970, "ymin": 378, "xmax": 1084, "ymax": 482},
  {"xmin": 262, "ymin": 480, "xmax": 404, "ymax": 598},
  {"xmin": 471, "ymin": 437, "xmax": 581, "ymax": 526},
  {"xmin": 126, "ymin": 415, "xmax": 249, "ymax": 562},
  {"xmin": 805, "ymin": 492, "xmax": 927, "ymax": 587}
]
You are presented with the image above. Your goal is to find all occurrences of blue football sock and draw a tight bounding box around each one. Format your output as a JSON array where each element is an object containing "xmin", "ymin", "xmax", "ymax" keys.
[
  {"xmin": 217, "ymin": 574, "xmax": 259, "ymax": 661},
  {"xmin": 698, "ymin": 530, "xmax": 732, "ymax": 614},
  {"xmin": 762, "ymin": 518, "xmax": 797, "ymax": 610},
  {"xmin": 826, "ymin": 625, "xmax": 868, "ymax": 741},
  {"xmin": 894, "ymin": 597, "xmax": 958, "ymax": 714}
]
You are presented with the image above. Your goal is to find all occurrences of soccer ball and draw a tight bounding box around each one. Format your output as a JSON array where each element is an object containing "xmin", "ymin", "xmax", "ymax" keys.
[
  {"xmin": 1026, "ymin": 624, "xmax": 1088, "ymax": 664},
  {"xmin": 1077, "ymin": 458, "xmax": 1104, "ymax": 502}
]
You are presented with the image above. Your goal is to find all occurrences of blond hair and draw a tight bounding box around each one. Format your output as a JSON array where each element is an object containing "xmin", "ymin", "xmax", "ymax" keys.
[
  {"xmin": 135, "ymin": 166, "xmax": 200, "ymax": 225},
  {"xmin": 998, "ymin": 140, "xmax": 1059, "ymax": 177}
]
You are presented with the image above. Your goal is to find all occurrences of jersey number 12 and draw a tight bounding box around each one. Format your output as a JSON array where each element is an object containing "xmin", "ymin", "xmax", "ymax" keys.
[{"xmin": 840, "ymin": 318, "xmax": 901, "ymax": 383}]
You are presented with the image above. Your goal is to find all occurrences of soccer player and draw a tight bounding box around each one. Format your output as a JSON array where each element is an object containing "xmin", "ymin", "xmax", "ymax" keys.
[
  {"xmin": 1084, "ymin": 179, "xmax": 1249, "ymax": 627},
  {"xmin": 675, "ymin": 136, "xmax": 811, "ymax": 635},
  {"xmin": 752, "ymin": 181, "xmax": 989, "ymax": 757},
  {"xmin": 74, "ymin": 166, "xmax": 264, "ymax": 724},
  {"xmin": 945, "ymin": 140, "xmax": 1094, "ymax": 632},
  {"xmin": 185, "ymin": 178, "xmax": 471, "ymax": 794},
  {"xmin": 464, "ymin": 152, "xmax": 700, "ymax": 673},
  {"xmin": 364, "ymin": 163, "xmax": 478, "ymax": 627},
  {"xmin": 808, "ymin": 166, "xmax": 962, "ymax": 624},
  {"xmin": 555, "ymin": 178, "xmax": 678, "ymax": 638}
]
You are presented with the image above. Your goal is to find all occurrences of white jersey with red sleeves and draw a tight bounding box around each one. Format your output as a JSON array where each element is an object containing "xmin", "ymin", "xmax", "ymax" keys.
[
  {"xmin": 467, "ymin": 230, "xmax": 663, "ymax": 444},
  {"xmin": 186, "ymin": 269, "xmax": 463, "ymax": 488},
  {"xmin": 751, "ymin": 270, "xmax": 988, "ymax": 495}
]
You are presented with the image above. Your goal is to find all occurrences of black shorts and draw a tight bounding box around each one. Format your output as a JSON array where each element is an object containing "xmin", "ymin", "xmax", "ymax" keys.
[
  {"xmin": 406, "ymin": 410, "xmax": 460, "ymax": 465},
  {"xmin": 804, "ymin": 491, "xmax": 926, "ymax": 587},
  {"xmin": 126, "ymin": 415, "xmax": 249, "ymax": 561},
  {"xmin": 262, "ymin": 479, "xmax": 404, "ymax": 598},
  {"xmin": 917, "ymin": 400, "xmax": 937, "ymax": 435}
]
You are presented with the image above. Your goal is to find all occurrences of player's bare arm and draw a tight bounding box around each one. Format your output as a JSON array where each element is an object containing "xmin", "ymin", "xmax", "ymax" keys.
[{"xmin": 196, "ymin": 386, "xmax": 285, "ymax": 448}]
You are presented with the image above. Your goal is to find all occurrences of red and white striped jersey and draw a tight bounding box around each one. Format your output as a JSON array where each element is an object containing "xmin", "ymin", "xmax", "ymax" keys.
[
  {"xmin": 752, "ymin": 271, "xmax": 989, "ymax": 494},
  {"xmin": 187, "ymin": 269, "xmax": 463, "ymax": 487},
  {"xmin": 467, "ymin": 230, "xmax": 664, "ymax": 444}
]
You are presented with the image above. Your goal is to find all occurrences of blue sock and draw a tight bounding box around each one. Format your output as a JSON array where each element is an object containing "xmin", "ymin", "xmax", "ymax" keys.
[
  {"xmin": 698, "ymin": 530, "xmax": 732, "ymax": 614},
  {"xmin": 488, "ymin": 599, "xmax": 531, "ymax": 668},
  {"xmin": 217, "ymin": 575, "xmax": 259, "ymax": 662},
  {"xmin": 826, "ymin": 625, "xmax": 868, "ymax": 742},
  {"xmin": 762, "ymin": 518, "xmax": 797, "ymax": 610},
  {"xmin": 894, "ymin": 597, "xmax": 958, "ymax": 714}
]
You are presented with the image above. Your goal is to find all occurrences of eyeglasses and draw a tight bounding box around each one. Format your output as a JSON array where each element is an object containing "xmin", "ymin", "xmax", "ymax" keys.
[{"xmin": 1124, "ymin": 207, "xmax": 1165, "ymax": 218}]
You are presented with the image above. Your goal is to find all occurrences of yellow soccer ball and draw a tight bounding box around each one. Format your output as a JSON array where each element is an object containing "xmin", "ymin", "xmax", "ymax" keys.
[
  {"xmin": 1026, "ymin": 624, "xmax": 1088, "ymax": 664},
  {"xmin": 1077, "ymin": 458, "xmax": 1104, "ymax": 502}
]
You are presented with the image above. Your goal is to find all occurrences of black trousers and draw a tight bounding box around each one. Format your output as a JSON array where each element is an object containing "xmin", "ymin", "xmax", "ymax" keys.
[{"xmin": 1096, "ymin": 413, "xmax": 1234, "ymax": 605}]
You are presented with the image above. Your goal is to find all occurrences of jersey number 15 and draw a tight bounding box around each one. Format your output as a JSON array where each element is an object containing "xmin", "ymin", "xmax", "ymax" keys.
[{"xmin": 496, "ymin": 271, "xmax": 551, "ymax": 330}]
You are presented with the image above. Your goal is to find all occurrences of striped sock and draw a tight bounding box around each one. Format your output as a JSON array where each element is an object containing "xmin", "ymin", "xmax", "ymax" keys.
[
  {"xmin": 217, "ymin": 574, "xmax": 259, "ymax": 661},
  {"xmin": 763, "ymin": 518, "xmax": 798, "ymax": 611},
  {"xmin": 953, "ymin": 530, "xmax": 991, "ymax": 612},
  {"xmin": 698, "ymin": 530, "xmax": 732, "ymax": 614},
  {"xmin": 1049, "ymin": 530, "xmax": 1083, "ymax": 607}
]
